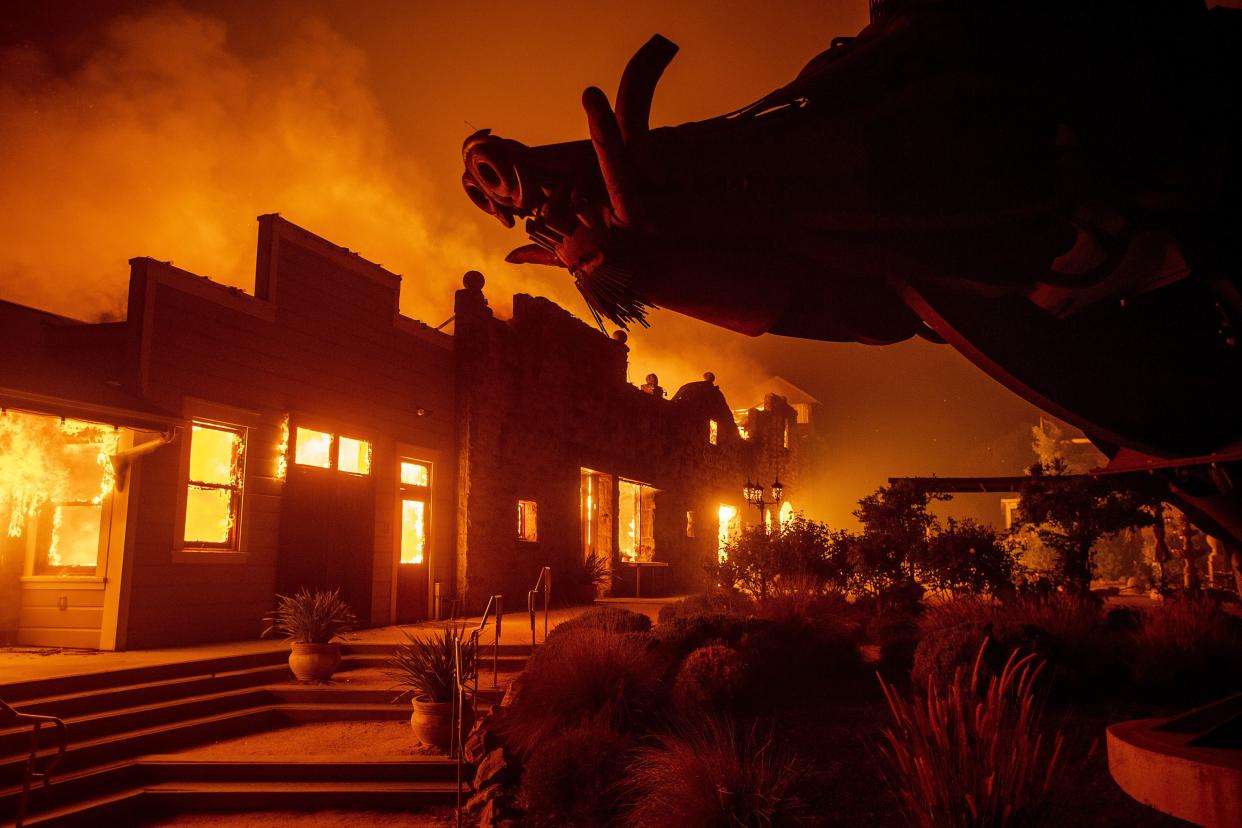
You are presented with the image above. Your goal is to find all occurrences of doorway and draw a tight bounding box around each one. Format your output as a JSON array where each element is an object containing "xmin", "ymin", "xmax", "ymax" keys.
[
  {"xmin": 276, "ymin": 426, "xmax": 376, "ymax": 622},
  {"xmin": 395, "ymin": 458, "xmax": 431, "ymax": 622}
]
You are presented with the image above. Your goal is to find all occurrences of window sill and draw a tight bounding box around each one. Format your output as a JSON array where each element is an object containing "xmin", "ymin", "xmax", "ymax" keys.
[
  {"xmin": 173, "ymin": 549, "xmax": 251, "ymax": 565},
  {"xmin": 20, "ymin": 576, "xmax": 106, "ymax": 588}
]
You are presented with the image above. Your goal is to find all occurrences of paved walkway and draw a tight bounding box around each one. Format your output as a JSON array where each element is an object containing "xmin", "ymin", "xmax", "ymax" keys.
[{"xmin": 0, "ymin": 596, "xmax": 683, "ymax": 689}]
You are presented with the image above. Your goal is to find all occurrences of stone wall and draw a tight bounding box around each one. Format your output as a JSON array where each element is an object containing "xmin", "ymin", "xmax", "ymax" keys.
[{"xmin": 453, "ymin": 274, "xmax": 808, "ymax": 611}]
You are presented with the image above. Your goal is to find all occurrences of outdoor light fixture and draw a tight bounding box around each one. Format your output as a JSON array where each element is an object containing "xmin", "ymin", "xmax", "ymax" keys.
[{"xmin": 743, "ymin": 477, "xmax": 785, "ymax": 528}]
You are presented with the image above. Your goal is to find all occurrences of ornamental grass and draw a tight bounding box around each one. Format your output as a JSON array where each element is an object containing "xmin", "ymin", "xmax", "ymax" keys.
[{"xmin": 877, "ymin": 640, "xmax": 1065, "ymax": 827}]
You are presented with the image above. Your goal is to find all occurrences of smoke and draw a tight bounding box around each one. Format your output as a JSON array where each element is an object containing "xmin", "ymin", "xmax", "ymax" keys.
[
  {"xmin": 0, "ymin": 3, "xmax": 769, "ymax": 398},
  {"xmin": 0, "ymin": 4, "xmax": 504, "ymax": 322}
]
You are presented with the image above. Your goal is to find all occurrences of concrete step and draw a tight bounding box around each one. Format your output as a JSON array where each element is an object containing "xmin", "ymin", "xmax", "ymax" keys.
[
  {"xmin": 338, "ymin": 652, "xmax": 530, "ymax": 672},
  {"xmin": 1, "ymin": 662, "xmax": 290, "ymax": 723},
  {"xmin": 268, "ymin": 684, "xmax": 506, "ymax": 707},
  {"xmin": 1, "ymin": 761, "xmax": 140, "ymax": 827},
  {"xmin": 0, "ymin": 649, "xmax": 288, "ymax": 704},
  {"xmin": 139, "ymin": 758, "xmax": 463, "ymax": 784},
  {"xmin": 0, "ymin": 685, "xmax": 272, "ymax": 758},
  {"xmin": 24, "ymin": 785, "xmax": 143, "ymax": 828},
  {"xmin": 342, "ymin": 641, "xmax": 536, "ymax": 657},
  {"xmin": 0, "ymin": 705, "xmax": 282, "ymax": 796},
  {"xmin": 140, "ymin": 779, "xmax": 462, "ymax": 810},
  {"xmin": 276, "ymin": 703, "xmax": 411, "ymax": 723}
]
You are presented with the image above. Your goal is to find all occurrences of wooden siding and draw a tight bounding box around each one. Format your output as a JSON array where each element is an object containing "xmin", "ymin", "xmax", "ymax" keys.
[{"xmin": 121, "ymin": 216, "xmax": 454, "ymax": 648}]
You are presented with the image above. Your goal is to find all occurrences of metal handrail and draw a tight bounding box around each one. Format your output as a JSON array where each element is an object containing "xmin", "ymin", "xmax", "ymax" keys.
[
  {"xmin": 527, "ymin": 566, "xmax": 551, "ymax": 656},
  {"xmin": 469, "ymin": 593, "xmax": 503, "ymax": 691},
  {"xmin": 452, "ymin": 636, "xmax": 469, "ymax": 828},
  {"xmin": 1, "ymin": 699, "xmax": 67, "ymax": 828}
]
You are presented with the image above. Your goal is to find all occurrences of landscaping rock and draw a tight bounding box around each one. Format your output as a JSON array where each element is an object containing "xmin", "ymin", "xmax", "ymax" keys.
[
  {"xmin": 466, "ymin": 782, "xmax": 504, "ymax": 814},
  {"xmin": 474, "ymin": 746, "xmax": 515, "ymax": 789},
  {"xmin": 480, "ymin": 794, "xmax": 522, "ymax": 827}
]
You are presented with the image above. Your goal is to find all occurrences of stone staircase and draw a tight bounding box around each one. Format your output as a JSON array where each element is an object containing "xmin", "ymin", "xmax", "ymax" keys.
[{"xmin": 0, "ymin": 641, "xmax": 530, "ymax": 826}]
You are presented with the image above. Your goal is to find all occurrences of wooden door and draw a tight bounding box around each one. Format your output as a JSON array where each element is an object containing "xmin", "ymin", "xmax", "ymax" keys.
[{"xmin": 277, "ymin": 465, "xmax": 375, "ymax": 620}]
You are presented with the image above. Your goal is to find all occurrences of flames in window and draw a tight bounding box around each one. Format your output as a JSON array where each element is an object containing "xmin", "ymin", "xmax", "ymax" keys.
[
  {"xmin": 184, "ymin": 423, "xmax": 243, "ymax": 547},
  {"xmin": 717, "ymin": 504, "xmax": 739, "ymax": 563},
  {"xmin": 0, "ymin": 410, "xmax": 120, "ymax": 571}
]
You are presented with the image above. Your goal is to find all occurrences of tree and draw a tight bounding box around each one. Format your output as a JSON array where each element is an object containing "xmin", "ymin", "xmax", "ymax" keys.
[
  {"xmin": 922, "ymin": 518, "xmax": 1017, "ymax": 596},
  {"xmin": 852, "ymin": 482, "xmax": 949, "ymax": 584},
  {"xmin": 1015, "ymin": 459, "xmax": 1158, "ymax": 593}
]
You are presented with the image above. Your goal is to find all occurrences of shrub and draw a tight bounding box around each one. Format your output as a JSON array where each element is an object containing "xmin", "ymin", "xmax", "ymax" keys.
[
  {"xmin": 1129, "ymin": 594, "xmax": 1242, "ymax": 704},
  {"xmin": 622, "ymin": 720, "xmax": 816, "ymax": 828},
  {"xmin": 710, "ymin": 516, "xmax": 850, "ymax": 599},
  {"xmin": 921, "ymin": 518, "xmax": 1017, "ymax": 596},
  {"xmin": 649, "ymin": 611, "xmax": 760, "ymax": 672},
  {"xmin": 878, "ymin": 642, "xmax": 1066, "ymax": 828},
  {"xmin": 502, "ymin": 626, "xmax": 662, "ymax": 757},
  {"xmin": 672, "ymin": 645, "xmax": 748, "ymax": 713},
  {"xmin": 911, "ymin": 622, "xmax": 989, "ymax": 694},
  {"xmin": 521, "ymin": 724, "xmax": 631, "ymax": 828},
  {"xmin": 739, "ymin": 614, "xmax": 864, "ymax": 701},
  {"xmin": 913, "ymin": 594, "xmax": 1113, "ymax": 701},
  {"xmin": 547, "ymin": 606, "xmax": 652, "ymax": 640},
  {"xmin": 656, "ymin": 592, "xmax": 748, "ymax": 625}
]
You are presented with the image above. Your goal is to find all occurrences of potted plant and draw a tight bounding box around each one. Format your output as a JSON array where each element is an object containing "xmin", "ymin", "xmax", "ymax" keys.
[
  {"xmin": 387, "ymin": 626, "xmax": 476, "ymax": 750},
  {"xmin": 263, "ymin": 588, "xmax": 358, "ymax": 682}
]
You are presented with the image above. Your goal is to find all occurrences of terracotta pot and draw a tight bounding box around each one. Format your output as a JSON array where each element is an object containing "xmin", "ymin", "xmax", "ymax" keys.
[
  {"xmin": 410, "ymin": 696, "xmax": 474, "ymax": 750},
  {"xmin": 288, "ymin": 642, "xmax": 341, "ymax": 682}
]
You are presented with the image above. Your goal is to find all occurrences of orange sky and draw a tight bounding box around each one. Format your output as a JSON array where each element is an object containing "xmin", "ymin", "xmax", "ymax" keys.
[{"xmin": 0, "ymin": 0, "xmax": 1057, "ymax": 526}]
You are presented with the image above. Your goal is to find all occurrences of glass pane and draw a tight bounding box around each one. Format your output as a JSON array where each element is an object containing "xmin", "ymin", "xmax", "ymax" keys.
[
  {"xmin": 338, "ymin": 436, "xmax": 371, "ymax": 475},
  {"xmin": 400, "ymin": 461, "xmax": 429, "ymax": 487},
  {"xmin": 400, "ymin": 499, "xmax": 425, "ymax": 564},
  {"xmin": 44, "ymin": 503, "xmax": 102, "ymax": 570},
  {"xmin": 185, "ymin": 486, "xmax": 233, "ymax": 544},
  {"xmin": 189, "ymin": 424, "xmax": 239, "ymax": 485},
  {"xmin": 618, "ymin": 480, "xmax": 639, "ymax": 561},
  {"xmin": 295, "ymin": 427, "xmax": 332, "ymax": 468}
]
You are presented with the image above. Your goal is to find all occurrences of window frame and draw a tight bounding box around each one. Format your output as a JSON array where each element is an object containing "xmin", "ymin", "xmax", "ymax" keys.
[
  {"xmin": 397, "ymin": 457, "xmax": 432, "ymax": 566},
  {"xmin": 517, "ymin": 499, "xmax": 538, "ymax": 543},
  {"xmin": 172, "ymin": 401, "xmax": 257, "ymax": 563}
]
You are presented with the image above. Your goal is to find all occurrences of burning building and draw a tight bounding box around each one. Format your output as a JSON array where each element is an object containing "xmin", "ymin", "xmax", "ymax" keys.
[{"xmin": 0, "ymin": 216, "xmax": 818, "ymax": 650}]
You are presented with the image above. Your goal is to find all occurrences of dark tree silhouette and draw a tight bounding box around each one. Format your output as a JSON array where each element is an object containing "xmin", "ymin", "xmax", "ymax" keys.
[{"xmin": 1016, "ymin": 459, "xmax": 1158, "ymax": 593}]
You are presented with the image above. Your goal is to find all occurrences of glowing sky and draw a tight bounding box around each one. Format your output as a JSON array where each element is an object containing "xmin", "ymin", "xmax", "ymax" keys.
[{"xmin": 0, "ymin": 0, "xmax": 1058, "ymax": 526}]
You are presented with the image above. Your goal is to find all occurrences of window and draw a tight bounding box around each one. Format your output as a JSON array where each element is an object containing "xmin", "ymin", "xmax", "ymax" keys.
[
  {"xmin": 618, "ymin": 479, "xmax": 656, "ymax": 562},
  {"xmin": 518, "ymin": 500, "xmax": 538, "ymax": 542},
  {"xmin": 783, "ymin": 421, "xmax": 791, "ymax": 449},
  {"xmin": 779, "ymin": 501, "xmax": 795, "ymax": 529},
  {"xmin": 1, "ymin": 411, "xmax": 122, "ymax": 575},
  {"xmin": 184, "ymin": 422, "xmax": 244, "ymax": 548},
  {"xmin": 398, "ymin": 458, "xmax": 430, "ymax": 565},
  {"xmin": 292, "ymin": 426, "xmax": 371, "ymax": 475},
  {"xmin": 708, "ymin": 419, "xmax": 719, "ymax": 445},
  {"xmin": 338, "ymin": 436, "xmax": 371, "ymax": 475},
  {"xmin": 294, "ymin": 427, "xmax": 331, "ymax": 468},
  {"xmin": 580, "ymin": 469, "xmax": 614, "ymax": 563},
  {"xmin": 400, "ymin": 500, "xmax": 426, "ymax": 564},
  {"xmin": 717, "ymin": 504, "xmax": 740, "ymax": 562},
  {"xmin": 401, "ymin": 461, "xmax": 430, "ymax": 487}
]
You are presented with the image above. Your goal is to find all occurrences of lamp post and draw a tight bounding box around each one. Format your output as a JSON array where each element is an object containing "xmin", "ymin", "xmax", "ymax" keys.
[{"xmin": 743, "ymin": 477, "xmax": 784, "ymax": 531}]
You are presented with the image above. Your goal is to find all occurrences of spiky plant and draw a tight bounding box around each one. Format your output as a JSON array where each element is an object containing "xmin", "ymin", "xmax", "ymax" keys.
[
  {"xmin": 877, "ymin": 640, "xmax": 1065, "ymax": 827},
  {"xmin": 387, "ymin": 626, "xmax": 476, "ymax": 704},
  {"xmin": 262, "ymin": 588, "xmax": 357, "ymax": 644}
]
